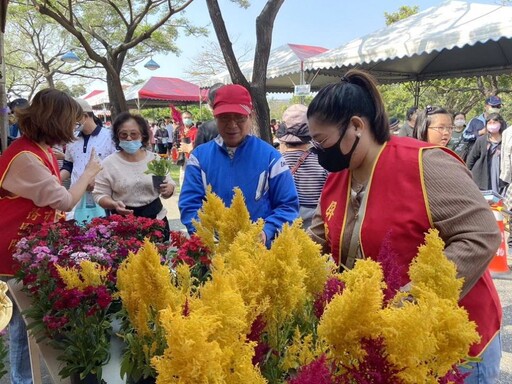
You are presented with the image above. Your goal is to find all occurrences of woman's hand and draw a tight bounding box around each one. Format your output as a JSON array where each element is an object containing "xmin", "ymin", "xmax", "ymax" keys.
[
  {"xmin": 112, "ymin": 200, "xmax": 134, "ymax": 215},
  {"xmin": 159, "ymin": 181, "xmax": 175, "ymax": 198},
  {"xmin": 84, "ymin": 148, "xmax": 102, "ymax": 179}
]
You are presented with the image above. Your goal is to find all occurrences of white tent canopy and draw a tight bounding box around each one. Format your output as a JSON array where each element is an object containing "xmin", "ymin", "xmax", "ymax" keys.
[
  {"xmin": 254, "ymin": 0, "xmax": 512, "ymax": 93},
  {"xmin": 205, "ymin": 43, "xmax": 328, "ymax": 92}
]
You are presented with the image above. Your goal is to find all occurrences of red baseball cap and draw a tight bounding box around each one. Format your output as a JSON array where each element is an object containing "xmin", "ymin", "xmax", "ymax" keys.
[{"xmin": 213, "ymin": 84, "xmax": 253, "ymax": 117}]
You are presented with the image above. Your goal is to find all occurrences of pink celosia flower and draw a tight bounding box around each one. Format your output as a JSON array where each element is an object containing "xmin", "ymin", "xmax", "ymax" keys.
[
  {"xmin": 288, "ymin": 354, "xmax": 334, "ymax": 384},
  {"xmin": 313, "ymin": 277, "xmax": 345, "ymax": 319},
  {"xmin": 376, "ymin": 231, "xmax": 406, "ymax": 303},
  {"xmin": 340, "ymin": 337, "xmax": 404, "ymax": 384},
  {"xmin": 438, "ymin": 365, "xmax": 470, "ymax": 384}
]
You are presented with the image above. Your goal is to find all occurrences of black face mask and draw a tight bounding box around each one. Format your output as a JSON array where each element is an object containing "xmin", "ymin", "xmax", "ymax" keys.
[{"xmin": 316, "ymin": 132, "xmax": 360, "ymax": 173}]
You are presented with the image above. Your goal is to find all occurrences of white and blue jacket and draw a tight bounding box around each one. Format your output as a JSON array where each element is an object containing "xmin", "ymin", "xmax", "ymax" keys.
[{"xmin": 178, "ymin": 135, "xmax": 300, "ymax": 247}]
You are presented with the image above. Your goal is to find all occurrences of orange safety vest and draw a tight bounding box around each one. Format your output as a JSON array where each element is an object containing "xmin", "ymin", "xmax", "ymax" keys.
[
  {"xmin": 320, "ymin": 136, "xmax": 502, "ymax": 357},
  {"xmin": 0, "ymin": 137, "xmax": 61, "ymax": 276}
]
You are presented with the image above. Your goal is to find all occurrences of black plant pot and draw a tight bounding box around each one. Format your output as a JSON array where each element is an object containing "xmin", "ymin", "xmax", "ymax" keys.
[
  {"xmin": 152, "ymin": 175, "xmax": 165, "ymax": 190},
  {"xmin": 70, "ymin": 372, "xmax": 102, "ymax": 384},
  {"xmin": 127, "ymin": 376, "xmax": 157, "ymax": 384}
]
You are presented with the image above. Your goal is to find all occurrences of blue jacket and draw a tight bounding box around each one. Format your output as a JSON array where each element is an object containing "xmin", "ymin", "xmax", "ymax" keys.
[
  {"xmin": 463, "ymin": 113, "xmax": 486, "ymax": 142},
  {"xmin": 178, "ymin": 135, "xmax": 300, "ymax": 247}
]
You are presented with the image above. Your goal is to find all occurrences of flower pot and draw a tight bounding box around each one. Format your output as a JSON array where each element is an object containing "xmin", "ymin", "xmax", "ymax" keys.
[
  {"xmin": 70, "ymin": 372, "xmax": 102, "ymax": 384},
  {"xmin": 152, "ymin": 175, "xmax": 165, "ymax": 190},
  {"xmin": 127, "ymin": 376, "xmax": 156, "ymax": 384}
]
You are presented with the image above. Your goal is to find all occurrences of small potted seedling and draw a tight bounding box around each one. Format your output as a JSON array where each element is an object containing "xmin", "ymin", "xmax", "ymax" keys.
[{"xmin": 145, "ymin": 156, "xmax": 173, "ymax": 190}]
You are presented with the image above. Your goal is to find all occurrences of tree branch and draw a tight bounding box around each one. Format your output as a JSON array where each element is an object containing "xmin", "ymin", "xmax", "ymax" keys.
[{"xmin": 206, "ymin": 0, "xmax": 249, "ymax": 88}]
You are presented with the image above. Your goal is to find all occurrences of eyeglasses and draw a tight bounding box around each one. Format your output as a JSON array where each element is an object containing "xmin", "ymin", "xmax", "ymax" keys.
[
  {"xmin": 310, "ymin": 131, "xmax": 346, "ymax": 154},
  {"xmin": 118, "ymin": 132, "xmax": 142, "ymax": 140},
  {"xmin": 428, "ymin": 126, "xmax": 454, "ymax": 133},
  {"xmin": 217, "ymin": 115, "xmax": 249, "ymax": 125},
  {"xmin": 309, "ymin": 136, "xmax": 331, "ymax": 153}
]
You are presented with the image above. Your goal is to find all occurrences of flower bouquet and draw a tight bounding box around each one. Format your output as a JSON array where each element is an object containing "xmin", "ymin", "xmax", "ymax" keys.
[
  {"xmin": 13, "ymin": 214, "xmax": 168, "ymax": 381},
  {"xmin": 116, "ymin": 188, "xmax": 479, "ymax": 383}
]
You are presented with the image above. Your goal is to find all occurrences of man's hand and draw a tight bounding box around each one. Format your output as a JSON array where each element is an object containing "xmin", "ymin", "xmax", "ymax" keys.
[
  {"xmin": 179, "ymin": 142, "xmax": 193, "ymax": 154},
  {"xmin": 260, "ymin": 231, "xmax": 267, "ymax": 245}
]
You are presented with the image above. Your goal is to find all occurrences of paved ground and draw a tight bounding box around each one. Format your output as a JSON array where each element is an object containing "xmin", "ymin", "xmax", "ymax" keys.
[{"xmin": 2, "ymin": 199, "xmax": 512, "ymax": 383}]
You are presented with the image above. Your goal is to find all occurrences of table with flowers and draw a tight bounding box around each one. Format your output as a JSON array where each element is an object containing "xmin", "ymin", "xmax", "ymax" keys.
[{"xmin": 12, "ymin": 189, "xmax": 480, "ymax": 384}]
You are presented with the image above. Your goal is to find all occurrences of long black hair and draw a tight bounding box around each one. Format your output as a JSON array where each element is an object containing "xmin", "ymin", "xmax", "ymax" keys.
[{"xmin": 307, "ymin": 69, "xmax": 390, "ymax": 144}]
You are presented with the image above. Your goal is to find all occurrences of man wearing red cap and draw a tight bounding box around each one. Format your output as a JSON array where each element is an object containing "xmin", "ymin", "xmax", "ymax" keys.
[{"xmin": 179, "ymin": 84, "xmax": 299, "ymax": 246}]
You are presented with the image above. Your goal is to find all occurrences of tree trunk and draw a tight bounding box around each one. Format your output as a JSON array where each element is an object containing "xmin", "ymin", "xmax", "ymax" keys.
[
  {"xmin": 250, "ymin": 85, "xmax": 271, "ymax": 142},
  {"xmin": 205, "ymin": 0, "xmax": 284, "ymax": 144},
  {"xmin": 106, "ymin": 70, "xmax": 128, "ymax": 120}
]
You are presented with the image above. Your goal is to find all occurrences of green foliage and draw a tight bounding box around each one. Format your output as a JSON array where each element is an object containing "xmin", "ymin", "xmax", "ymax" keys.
[
  {"xmin": 55, "ymin": 313, "xmax": 112, "ymax": 380},
  {"xmin": 0, "ymin": 332, "xmax": 7, "ymax": 380},
  {"xmin": 145, "ymin": 157, "xmax": 174, "ymax": 177},
  {"xmin": 55, "ymin": 82, "xmax": 88, "ymax": 98},
  {"xmin": 380, "ymin": 75, "xmax": 512, "ymax": 123},
  {"xmin": 139, "ymin": 105, "xmax": 213, "ymax": 124},
  {"xmin": 384, "ymin": 5, "xmax": 419, "ymax": 25}
]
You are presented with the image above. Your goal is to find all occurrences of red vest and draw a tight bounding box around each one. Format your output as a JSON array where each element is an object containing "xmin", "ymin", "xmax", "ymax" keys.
[
  {"xmin": 0, "ymin": 137, "xmax": 61, "ymax": 276},
  {"xmin": 320, "ymin": 136, "xmax": 501, "ymax": 357}
]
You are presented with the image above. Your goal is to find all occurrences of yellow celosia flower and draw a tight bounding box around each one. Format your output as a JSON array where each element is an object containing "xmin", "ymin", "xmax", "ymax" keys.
[
  {"xmin": 318, "ymin": 259, "xmax": 385, "ymax": 364},
  {"xmin": 56, "ymin": 260, "xmax": 109, "ymax": 290},
  {"xmin": 409, "ymin": 228, "xmax": 462, "ymax": 303},
  {"xmin": 117, "ymin": 239, "xmax": 185, "ymax": 336},
  {"xmin": 281, "ymin": 328, "xmax": 318, "ymax": 371},
  {"xmin": 215, "ymin": 188, "xmax": 252, "ymax": 255},
  {"xmin": 194, "ymin": 271, "xmax": 251, "ymax": 346},
  {"xmin": 194, "ymin": 186, "xmax": 231, "ymax": 252},
  {"xmin": 273, "ymin": 221, "xmax": 334, "ymax": 297},
  {"xmin": 154, "ymin": 296, "xmax": 266, "ymax": 383}
]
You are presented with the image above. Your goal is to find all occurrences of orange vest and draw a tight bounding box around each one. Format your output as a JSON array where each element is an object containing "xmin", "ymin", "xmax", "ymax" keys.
[
  {"xmin": 0, "ymin": 137, "xmax": 61, "ymax": 276},
  {"xmin": 320, "ymin": 136, "xmax": 501, "ymax": 357}
]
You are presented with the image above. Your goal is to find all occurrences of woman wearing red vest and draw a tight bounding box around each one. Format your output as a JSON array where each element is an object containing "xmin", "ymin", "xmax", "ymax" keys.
[
  {"xmin": 0, "ymin": 88, "xmax": 101, "ymax": 384},
  {"xmin": 307, "ymin": 70, "xmax": 502, "ymax": 383}
]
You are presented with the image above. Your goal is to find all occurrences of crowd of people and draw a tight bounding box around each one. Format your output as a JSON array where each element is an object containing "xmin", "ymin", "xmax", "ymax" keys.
[{"xmin": 0, "ymin": 73, "xmax": 509, "ymax": 383}]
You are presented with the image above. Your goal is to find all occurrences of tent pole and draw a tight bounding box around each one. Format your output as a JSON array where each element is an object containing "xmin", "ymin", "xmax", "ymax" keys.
[
  {"xmin": 413, "ymin": 81, "xmax": 421, "ymax": 107},
  {"xmin": 199, "ymin": 87, "xmax": 202, "ymax": 120},
  {"xmin": 300, "ymin": 61, "xmax": 305, "ymax": 105}
]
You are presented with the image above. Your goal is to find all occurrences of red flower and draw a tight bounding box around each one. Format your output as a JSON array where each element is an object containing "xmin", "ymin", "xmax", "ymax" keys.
[
  {"xmin": 288, "ymin": 355, "xmax": 334, "ymax": 384},
  {"xmin": 170, "ymin": 231, "xmax": 188, "ymax": 248},
  {"xmin": 43, "ymin": 314, "xmax": 69, "ymax": 330},
  {"xmin": 182, "ymin": 298, "xmax": 190, "ymax": 317},
  {"xmin": 376, "ymin": 231, "xmax": 407, "ymax": 303},
  {"xmin": 314, "ymin": 277, "xmax": 345, "ymax": 319},
  {"xmin": 96, "ymin": 286, "xmax": 112, "ymax": 309},
  {"xmin": 340, "ymin": 337, "xmax": 404, "ymax": 384},
  {"xmin": 438, "ymin": 365, "xmax": 470, "ymax": 384}
]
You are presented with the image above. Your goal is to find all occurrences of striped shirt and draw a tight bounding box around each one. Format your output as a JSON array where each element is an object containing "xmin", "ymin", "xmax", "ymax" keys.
[{"xmin": 282, "ymin": 150, "xmax": 328, "ymax": 207}]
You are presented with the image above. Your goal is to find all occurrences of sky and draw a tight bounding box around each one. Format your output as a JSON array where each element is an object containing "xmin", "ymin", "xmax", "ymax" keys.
[{"xmin": 88, "ymin": 0, "xmax": 497, "ymax": 93}]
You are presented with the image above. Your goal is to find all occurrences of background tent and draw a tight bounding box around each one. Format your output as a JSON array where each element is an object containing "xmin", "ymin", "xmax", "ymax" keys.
[
  {"xmin": 83, "ymin": 89, "xmax": 111, "ymax": 118},
  {"xmin": 261, "ymin": 0, "xmax": 512, "ymax": 100},
  {"xmin": 83, "ymin": 77, "xmax": 207, "ymax": 111},
  {"xmin": 125, "ymin": 77, "xmax": 207, "ymax": 109},
  {"xmin": 206, "ymin": 43, "xmax": 328, "ymax": 92}
]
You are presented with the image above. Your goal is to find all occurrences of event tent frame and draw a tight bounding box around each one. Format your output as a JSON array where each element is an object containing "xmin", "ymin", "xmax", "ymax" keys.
[{"xmin": 268, "ymin": 0, "xmax": 512, "ymax": 100}]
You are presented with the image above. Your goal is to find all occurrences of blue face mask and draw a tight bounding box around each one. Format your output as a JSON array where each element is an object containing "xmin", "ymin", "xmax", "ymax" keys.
[
  {"xmin": 183, "ymin": 118, "xmax": 193, "ymax": 126},
  {"xmin": 119, "ymin": 140, "xmax": 142, "ymax": 154}
]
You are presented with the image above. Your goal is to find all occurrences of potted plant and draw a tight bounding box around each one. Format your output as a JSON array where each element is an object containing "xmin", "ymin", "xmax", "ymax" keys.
[{"xmin": 144, "ymin": 156, "xmax": 173, "ymax": 190}]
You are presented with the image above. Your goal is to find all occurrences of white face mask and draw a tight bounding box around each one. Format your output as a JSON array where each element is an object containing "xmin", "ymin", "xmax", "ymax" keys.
[
  {"xmin": 487, "ymin": 123, "xmax": 501, "ymax": 133},
  {"xmin": 454, "ymin": 119, "xmax": 465, "ymax": 127},
  {"xmin": 488, "ymin": 107, "xmax": 501, "ymax": 115}
]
